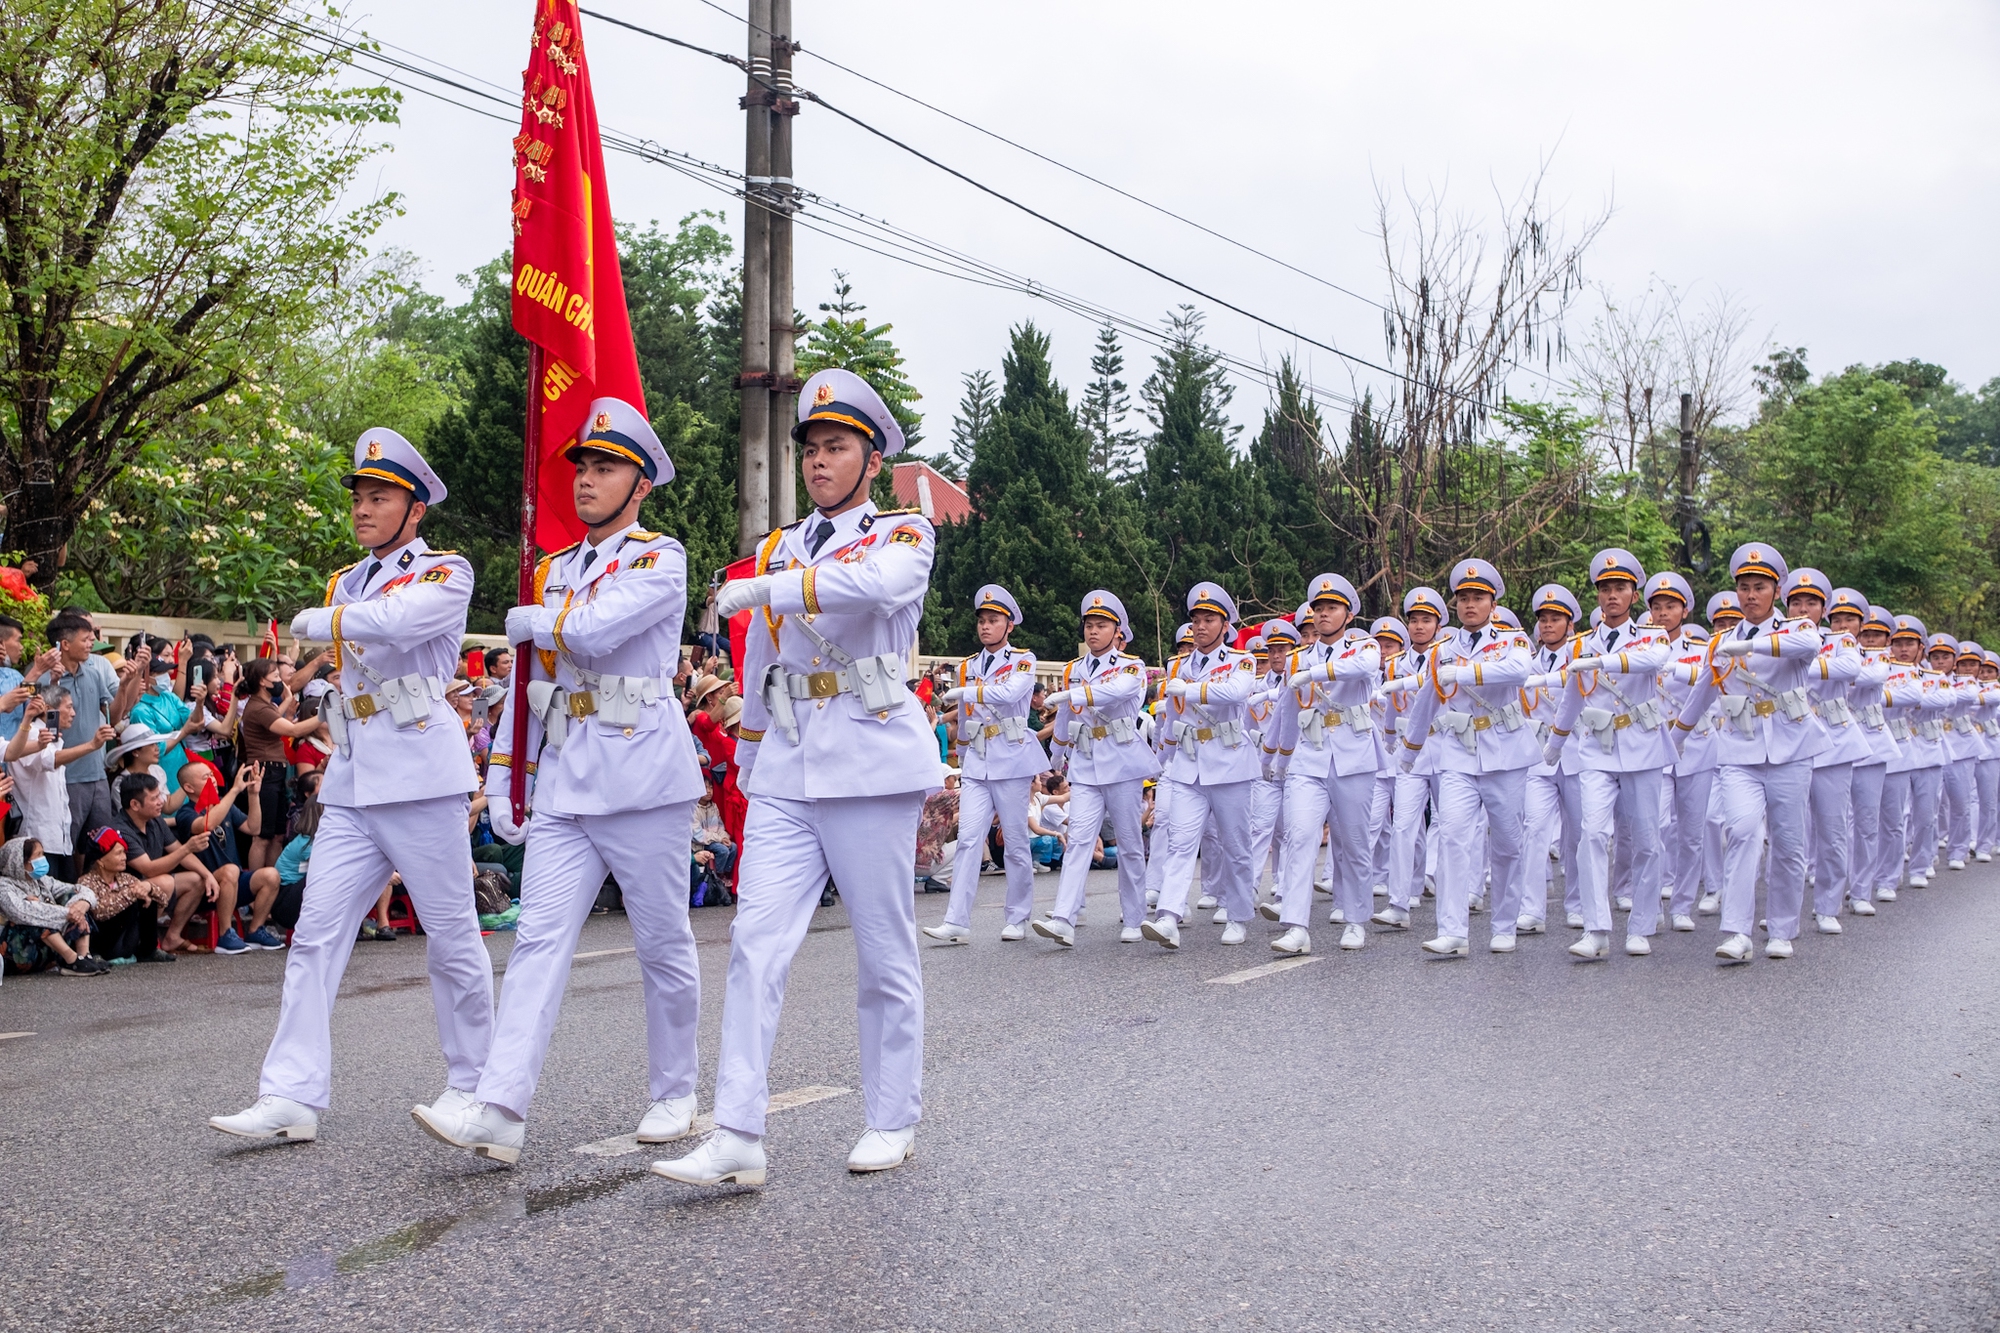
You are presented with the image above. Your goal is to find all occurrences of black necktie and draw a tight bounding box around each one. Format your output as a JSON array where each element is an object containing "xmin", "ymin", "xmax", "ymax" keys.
[
  {"xmin": 363, "ymin": 560, "xmax": 382, "ymax": 587},
  {"xmin": 581, "ymin": 548, "xmax": 598, "ymax": 574},
  {"xmin": 1088, "ymin": 656, "xmax": 1100, "ymax": 674},
  {"xmin": 807, "ymin": 518, "xmax": 834, "ymax": 556},
  {"xmin": 1740, "ymin": 623, "xmax": 1756, "ymax": 640},
  {"xmin": 980, "ymin": 652, "xmax": 992, "ymax": 674}
]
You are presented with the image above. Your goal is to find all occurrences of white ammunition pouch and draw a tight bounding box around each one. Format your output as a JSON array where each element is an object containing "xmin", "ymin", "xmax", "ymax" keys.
[
  {"xmin": 1436, "ymin": 709, "xmax": 1479, "ymax": 754},
  {"xmin": 760, "ymin": 610, "xmax": 909, "ymax": 748},
  {"xmin": 1953, "ymin": 714, "xmax": 1978, "ymax": 736},
  {"xmin": 324, "ymin": 702, "xmax": 349, "ymax": 754},
  {"xmin": 1107, "ymin": 716, "xmax": 1137, "ymax": 745},
  {"xmin": 1342, "ymin": 703, "xmax": 1373, "ymax": 735},
  {"xmin": 1535, "ymin": 718, "xmax": 1553, "ymax": 745},
  {"xmin": 1496, "ymin": 700, "xmax": 1527, "ymax": 732},
  {"xmin": 1717, "ymin": 694, "xmax": 1760, "ymax": 738},
  {"xmin": 1889, "ymin": 716, "xmax": 1912, "ymax": 742},
  {"xmin": 1632, "ymin": 699, "xmax": 1663, "ymax": 731},
  {"xmin": 1984, "ymin": 717, "xmax": 2000, "ymax": 738},
  {"xmin": 1298, "ymin": 708, "xmax": 1326, "ymax": 749},
  {"xmin": 528, "ymin": 680, "xmax": 567, "ymax": 749},
  {"xmin": 1820, "ymin": 698, "xmax": 1854, "ymax": 728},
  {"xmin": 1579, "ymin": 706, "xmax": 1620, "ymax": 754},
  {"xmin": 1778, "ymin": 687, "xmax": 1810, "ymax": 722},
  {"xmin": 1862, "ymin": 703, "xmax": 1887, "ymax": 731},
  {"xmin": 1921, "ymin": 718, "xmax": 1945, "ymax": 742},
  {"xmin": 1186, "ymin": 716, "xmax": 1245, "ymax": 749},
  {"xmin": 334, "ymin": 642, "xmax": 448, "ymax": 755}
]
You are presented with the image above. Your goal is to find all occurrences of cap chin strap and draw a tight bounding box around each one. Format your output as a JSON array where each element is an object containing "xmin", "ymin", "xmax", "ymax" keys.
[
  {"xmin": 816, "ymin": 454, "xmax": 877, "ymax": 517},
  {"xmin": 372, "ymin": 493, "xmax": 422, "ymax": 557}
]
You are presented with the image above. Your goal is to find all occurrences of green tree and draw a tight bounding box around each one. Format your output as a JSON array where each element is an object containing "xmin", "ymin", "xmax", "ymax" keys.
[
  {"xmin": 1079, "ymin": 323, "xmax": 1139, "ymax": 477},
  {"xmin": 0, "ymin": 0, "xmax": 398, "ymax": 586},
  {"xmin": 1245, "ymin": 358, "xmax": 1341, "ymax": 613},
  {"xmin": 936, "ymin": 369, "xmax": 995, "ymax": 481}
]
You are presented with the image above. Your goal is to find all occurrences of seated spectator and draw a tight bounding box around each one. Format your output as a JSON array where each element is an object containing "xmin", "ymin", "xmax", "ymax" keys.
[
  {"xmin": 283, "ymin": 679, "xmax": 334, "ymax": 773},
  {"xmin": 0, "ymin": 833, "xmax": 105, "ymax": 976},
  {"xmin": 1027, "ymin": 772, "xmax": 1071, "ymax": 872},
  {"xmin": 76, "ymin": 826, "xmax": 173, "ymax": 963},
  {"xmin": 691, "ymin": 777, "xmax": 736, "ymax": 903},
  {"xmin": 106, "ymin": 722, "xmax": 189, "ymax": 816},
  {"xmin": 913, "ymin": 763, "xmax": 960, "ymax": 893},
  {"xmin": 113, "ymin": 772, "xmax": 226, "ymax": 955},
  {"xmin": 243, "ymin": 785, "xmax": 319, "ymax": 940},
  {"xmin": 361, "ymin": 873, "xmax": 402, "ymax": 942},
  {"xmin": 174, "ymin": 759, "xmax": 274, "ymax": 953},
  {"xmin": 4, "ymin": 688, "xmax": 103, "ymax": 878}
]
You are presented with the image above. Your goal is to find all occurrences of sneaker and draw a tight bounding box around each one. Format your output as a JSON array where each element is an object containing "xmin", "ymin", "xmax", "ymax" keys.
[
  {"xmin": 215, "ymin": 928, "xmax": 250, "ymax": 955},
  {"xmin": 141, "ymin": 948, "xmax": 176, "ymax": 963},
  {"xmin": 58, "ymin": 956, "xmax": 104, "ymax": 977},
  {"xmin": 245, "ymin": 926, "xmax": 287, "ymax": 950}
]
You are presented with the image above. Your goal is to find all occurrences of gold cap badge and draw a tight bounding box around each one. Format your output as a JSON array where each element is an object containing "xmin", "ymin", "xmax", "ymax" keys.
[
  {"xmin": 814, "ymin": 381, "xmax": 836, "ymax": 406},
  {"xmin": 594, "ymin": 411, "xmax": 612, "ymax": 432},
  {"xmin": 365, "ymin": 440, "xmax": 382, "ymax": 460}
]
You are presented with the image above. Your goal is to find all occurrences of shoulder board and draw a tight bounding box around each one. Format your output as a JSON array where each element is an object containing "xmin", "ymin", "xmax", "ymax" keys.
[
  {"xmin": 779, "ymin": 517, "xmax": 806, "ymax": 533},
  {"xmin": 323, "ymin": 561, "xmax": 358, "ymax": 606},
  {"xmin": 542, "ymin": 541, "xmax": 581, "ymax": 562},
  {"xmin": 423, "ymin": 548, "xmax": 461, "ymax": 557},
  {"xmin": 874, "ymin": 506, "xmax": 923, "ymax": 516},
  {"xmin": 623, "ymin": 529, "xmax": 663, "ymax": 543}
]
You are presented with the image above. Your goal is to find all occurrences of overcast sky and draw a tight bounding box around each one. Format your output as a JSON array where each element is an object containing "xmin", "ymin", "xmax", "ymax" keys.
[{"xmin": 345, "ymin": 0, "xmax": 2000, "ymax": 441}]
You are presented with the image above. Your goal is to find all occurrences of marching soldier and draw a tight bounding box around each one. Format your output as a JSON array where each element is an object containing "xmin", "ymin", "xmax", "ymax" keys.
[
  {"xmin": 1397, "ymin": 560, "xmax": 1537, "ymax": 955},
  {"xmin": 1843, "ymin": 602, "xmax": 1898, "ymax": 915},
  {"xmin": 415, "ymin": 399, "xmax": 706, "ymax": 1163},
  {"xmin": 1372, "ymin": 586, "xmax": 1449, "ymax": 930},
  {"xmin": 1940, "ymin": 638, "xmax": 1984, "ymax": 871},
  {"xmin": 1518, "ymin": 583, "xmax": 1581, "ymax": 935},
  {"xmin": 1143, "ymin": 622, "xmax": 1196, "ymax": 912},
  {"xmin": 1246, "ymin": 619, "xmax": 1299, "ymax": 913},
  {"xmin": 1785, "ymin": 572, "xmax": 1866, "ymax": 934},
  {"xmin": 1142, "ymin": 584, "xmax": 1260, "ymax": 949},
  {"xmin": 1035, "ymin": 591, "xmax": 1159, "ymax": 946},
  {"xmin": 1874, "ymin": 615, "xmax": 1935, "ymax": 901},
  {"xmin": 1648, "ymin": 572, "xmax": 1716, "ymax": 933},
  {"xmin": 1364, "ymin": 616, "xmax": 1407, "ymax": 910},
  {"xmin": 924, "ymin": 584, "xmax": 1047, "ymax": 945},
  {"xmin": 654, "ymin": 368, "xmax": 935, "ymax": 1186},
  {"xmin": 1671, "ymin": 544, "xmax": 1829, "ymax": 962},
  {"xmin": 211, "ymin": 430, "xmax": 492, "ymax": 1143},
  {"xmin": 1545, "ymin": 549, "xmax": 1675, "ymax": 959}
]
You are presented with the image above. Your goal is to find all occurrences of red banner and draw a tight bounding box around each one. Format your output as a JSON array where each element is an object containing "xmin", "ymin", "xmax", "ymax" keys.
[{"xmin": 510, "ymin": 0, "xmax": 645, "ymax": 553}]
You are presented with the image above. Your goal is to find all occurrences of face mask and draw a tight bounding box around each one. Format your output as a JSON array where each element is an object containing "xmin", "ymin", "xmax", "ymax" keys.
[
  {"xmin": 29, "ymin": 856, "xmax": 49, "ymax": 877},
  {"xmin": 151, "ymin": 675, "xmax": 173, "ymax": 693}
]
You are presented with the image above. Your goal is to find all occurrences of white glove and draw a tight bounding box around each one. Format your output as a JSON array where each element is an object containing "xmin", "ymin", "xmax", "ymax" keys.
[
  {"xmin": 1525, "ymin": 672, "xmax": 1563, "ymax": 689},
  {"xmin": 1397, "ymin": 747, "xmax": 1417, "ymax": 774},
  {"xmin": 483, "ymin": 773, "xmax": 530, "ymax": 845},
  {"xmin": 1043, "ymin": 689, "xmax": 1070, "ymax": 708},
  {"xmin": 1434, "ymin": 664, "xmax": 1459, "ymax": 686},
  {"xmin": 1163, "ymin": 679, "xmax": 1190, "ymax": 698},
  {"xmin": 504, "ymin": 605, "xmax": 546, "ymax": 647},
  {"xmin": 1715, "ymin": 637, "xmax": 1753, "ymax": 657},
  {"xmin": 716, "ymin": 575, "xmax": 775, "ymax": 619},
  {"xmin": 1570, "ymin": 655, "xmax": 1604, "ymax": 673},
  {"xmin": 1373, "ymin": 676, "xmax": 1421, "ymax": 702},
  {"xmin": 939, "ymin": 687, "xmax": 965, "ymax": 706},
  {"xmin": 289, "ymin": 611, "xmax": 313, "ymax": 640},
  {"xmin": 1542, "ymin": 739, "xmax": 1564, "ymax": 767}
]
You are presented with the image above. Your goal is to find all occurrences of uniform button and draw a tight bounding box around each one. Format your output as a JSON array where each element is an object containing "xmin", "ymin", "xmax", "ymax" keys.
[
  {"xmin": 816, "ymin": 700, "xmax": 825, "ymax": 710},
  {"xmin": 813, "ymin": 657, "xmax": 821, "ymax": 666}
]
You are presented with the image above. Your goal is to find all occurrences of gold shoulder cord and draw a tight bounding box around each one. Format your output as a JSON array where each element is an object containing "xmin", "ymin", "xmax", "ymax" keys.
[{"xmin": 755, "ymin": 527, "xmax": 787, "ymax": 651}]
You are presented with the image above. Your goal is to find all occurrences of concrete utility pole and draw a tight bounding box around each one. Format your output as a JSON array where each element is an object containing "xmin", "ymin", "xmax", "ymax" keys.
[
  {"xmin": 1676, "ymin": 391, "xmax": 1697, "ymax": 567},
  {"xmin": 735, "ymin": 0, "xmax": 801, "ymax": 553}
]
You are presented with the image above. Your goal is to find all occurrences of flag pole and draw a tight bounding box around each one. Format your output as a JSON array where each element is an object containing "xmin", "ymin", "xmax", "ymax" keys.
[{"xmin": 510, "ymin": 345, "xmax": 543, "ymax": 825}]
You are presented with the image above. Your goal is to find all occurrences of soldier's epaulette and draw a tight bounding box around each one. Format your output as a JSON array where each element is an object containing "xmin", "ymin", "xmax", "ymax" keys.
[
  {"xmin": 541, "ymin": 541, "xmax": 581, "ymax": 562},
  {"xmin": 874, "ymin": 506, "xmax": 924, "ymax": 516},
  {"xmin": 622, "ymin": 529, "xmax": 663, "ymax": 544},
  {"xmin": 323, "ymin": 561, "xmax": 358, "ymax": 606},
  {"xmin": 423, "ymin": 548, "xmax": 461, "ymax": 557}
]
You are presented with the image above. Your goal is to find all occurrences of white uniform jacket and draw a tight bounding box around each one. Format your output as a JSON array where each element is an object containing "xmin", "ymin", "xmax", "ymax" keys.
[
  {"xmin": 735, "ymin": 503, "xmax": 938, "ymax": 800},
  {"xmin": 1160, "ymin": 645, "xmax": 1261, "ymax": 786},
  {"xmin": 1847, "ymin": 650, "xmax": 1899, "ymax": 767},
  {"xmin": 1658, "ymin": 632, "xmax": 1720, "ymax": 776},
  {"xmin": 1550, "ymin": 620, "xmax": 1675, "ymax": 772},
  {"xmin": 1941, "ymin": 676, "xmax": 1984, "ymax": 763},
  {"xmin": 1673, "ymin": 614, "xmax": 1829, "ymax": 766},
  {"xmin": 1975, "ymin": 683, "xmax": 2000, "ymax": 758},
  {"xmin": 1378, "ymin": 647, "xmax": 1437, "ymax": 776},
  {"xmin": 1401, "ymin": 624, "xmax": 1539, "ymax": 774},
  {"xmin": 951, "ymin": 645, "xmax": 1048, "ymax": 781},
  {"xmin": 1523, "ymin": 643, "xmax": 1567, "ymax": 778},
  {"xmin": 486, "ymin": 524, "xmax": 704, "ymax": 817},
  {"xmin": 1251, "ymin": 666, "xmax": 1286, "ymax": 776},
  {"xmin": 1269, "ymin": 629, "xmax": 1382, "ymax": 780},
  {"xmin": 294, "ymin": 538, "xmax": 478, "ymax": 809},
  {"xmin": 1050, "ymin": 650, "xmax": 1159, "ymax": 786},
  {"xmin": 1804, "ymin": 629, "xmax": 1872, "ymax": 767}
]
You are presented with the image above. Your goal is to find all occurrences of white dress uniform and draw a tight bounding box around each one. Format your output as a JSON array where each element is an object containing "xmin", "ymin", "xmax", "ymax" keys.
[
  {"xmin": 1245, "ymin": 623, "xmax": 1300, "ymax": 902},
  {"xmin": 1365, "ymin": 617, "xmax": 1408, "ymax": 903},
  {"xmin": 1671, "ymin": 545, "xmax": 1830, "ymax": 952},
  {"xmin": 1935, "ymin": 638, "xmax": 1981, "ymax": 868},
  {"xmin": 1874, "ymin": 623, "xmax": 1931, "ymax": 898},
  {"xmin": 1894, "ymin": 620, "xmax": 1950, "ymax": 886},
  {"xmin": 1832, "ymin": 596, "xmax": 1893, "ymax": 913},
  {"xmin": 1044, "ymin": 591, "xmax": 1160, "ymax": 934},
  {"xmin": 1785, "ymin": 572, "xmax": 1867, "ymax": 924},
  {"xmin": 1976, "ymin": 652, "xmax": 2000, "ymax": 858},
  {"xmin": 1378, "ymin": 589, "xmax": 1449, "ymax": 922},
  {"xmin": 1398, "ymin": 561, "xmax": 1538, "ymax": 950},
  {"xmin": 938, "ymin": 584, "xmax": 1047, "ymax": 936},
  {"xmin": 1268, "ymin": 575, "xmax": 1381, "ymax": 940},
  {"xmin": 1519, "ymin": 584, "xmax": 1581, "ymax": 931},
  {"xmin": 463, "ymin": 398, "xmax": 707, "ymax": 1133},
  {"xmin": 1147, "ymin": 584, "xmax": 1261, "ymax": 939},
  {"xmin": 1141, "ymin": 626, "xmax": 1194, "ymax": 910},
  {"xmin": 706, "ymin": 373, "xmax": 938, "ymax": 1149},
  {"xmin": 1657, "ymin": 615, "xmax": 1721, "ymax": 924},
  {"xmin": 1547, "ymin": 551, "xmax": 1675, "ymax": 947},
  {"xmin": 259, "ymin": 431, "xmax": 491, "ymax": 1111}
]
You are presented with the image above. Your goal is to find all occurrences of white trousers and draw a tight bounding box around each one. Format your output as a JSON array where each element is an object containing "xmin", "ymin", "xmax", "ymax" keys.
[
  {"xmin": 713, "ymin": 793, "xmax": 925, "ymax": 1138},
  {"xmin": 1875, "ymin": 770, "xmax": 1912, "ymax": 894},
  {"xmin": 1369, "ymin": 774, "xmax": 1396, "ymax": 891},
  {"xmin": 259, "ymin": 796, "xmax": 492, "ymax": 1109},
  {"xmin": 1155, "ymin": 778, "xmax": 1253, "ymax": 923},
  {"xmin": 1434, "ymin": 768, "xmax": 1526, "ymax": 940},
  {"xmin": 1942, "ymin": 757, "xmax": 1976, "ymax": 864},
  {"xmin": 1714, "ymin": 761, "xmax": 1811, "ymax": 940},
  {"xmin": 1143, "ymin": 778, "xmax": 1175, "ymax": 901},
  {"xmin": 1052, "ymin": 778, "xmax": 1148, "ymax": 927},
  {"xmin": 1848, "ymin": 763, "xmax": 1886, "ymax": 901},
  {"xmin": 1978, "ymin": 758, "xmax": 2000, "ymax": 854},
  {"xmin": 475, "ymin": 804, "xmax": 699, "ymax": 1119},
  {"xmin": 1666, "ymin": 768, "xmax": 1716, "ymax": 918},
  {"xmin": 1906, "ymin": 766, "xmax": 1943, "ymax": 878},
  {"xmin": 1246, "ymin": 777, "xmax": 1286, "ymax": 894},
  {"xmin": 1387, "ymin": 772, "xmax": 1437, "ymax": 909},
  {"xmin": 1577, "ymin": 769, "xmax": 1664, "ymax": 936},
  {"xmin": 1519, "ymin": 772, "xmax": 1564, "ymax": 924},
  {"xmin": 1808, "ymin": 763, "xmax": 1854, "ymax": 919},
  {"xmin": 1277, "ymin": 769, "xmax": 1377, "ymax": 928},
  {"xmin": 945, "ymin": 775, "xmax": 1035, "ymax": 929}
]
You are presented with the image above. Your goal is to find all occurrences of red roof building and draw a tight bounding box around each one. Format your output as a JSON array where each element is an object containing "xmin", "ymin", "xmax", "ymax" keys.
[{"xmin": 891, "ymin": 460, "xmax": 972, "ymax": 525}]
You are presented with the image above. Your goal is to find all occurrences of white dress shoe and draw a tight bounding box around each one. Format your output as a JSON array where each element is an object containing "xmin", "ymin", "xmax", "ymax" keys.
[
  {"xmin": 1373, "ymin": 883, "xmax": 1389, "ymax": 897},
  {"xmin": 637, "ymin": 1094, "xmax": 699, "ymax": 1143},
  {"xmin": 1661, "ymin": 884, "xmax": 1673, "ymax": 899},
  {"xmin": 1625, "ymin": 934, "xmax": 1651, "ymax": 956},
  {"xmin": 1256, "ymin": 899, "xmax": 1281, "ymax": 921},
  {"xmin": 1814, "ymin": 914, "xmax": 1842, "ymax": 935},
  {"xmin": 1697, "ymin": 893, "xmax": 1721, "ymax": 915},
  {"xmin": 1211, "ymin": 907, "xmax": 1229, "ymax": 925},
  {"xmin": 1849, "ymin": 897, "xmax": 1876, "ymax": 917},
  {"xmin": 1715, "ymin": 933, "xmax": 1754, "ymax": 963},
  {"xmin": 847, "ymin": 1126, "xmax": 916, "ymax": 1173},
  {"xmin": 424, "ymin": 1086, "xmax": 476, "ymax": 1119},
  {"xmin": 412, "ymin": 1098, "xmax": 524, "ymax": 1165},
  {"xmin": 1339, "ymin": 923, "xmax": 1366, "ymax": 950},
  {"xmin": 1145, "ymin": 888, "xmax": 1159, "ymax": 908},
  {"xmin": 1764, "ymin": 937, "xmax": 1794, "ymax": 959},
  {"xmin": 1370, "ymin": 904, "xmax": 1409, "ymax": 929},
  {"xmin": 1195, "ymin": 893, "xmax": 1218, "ymax": 911},
  {"xmin": 1468, "ymin": 896, "xmax": 1485, "ymax": 914},
  {"xmin": 1515, "ymin": 915, "xmax": 1545, "ymax": 935},
  {"xmin": 1421, "ymin": 935, "xmax": 1469, "ymax": 957},
  {"xmin": 1073, "ymin": 907, "xmax": 1086, "ymax": 926},
  {"xmin": 921, "ymin": 922, "xmax": 970, "ymax": 945},
  {"xmin": 1271, "ymin": 927, "xmax": 1311, "ymax": 955},
  {"xmin": 1978, "ymin": 851, "xmax": 1993, "ymax": 864},
  {"xmin": 1219, "ymin": 921, "xmax": 1247, "ymax": 945},
  {"xmin": 1565, "ymin": 911, "xmax": 1585, "ymax": 929},
  {"xmin": 651, "ymin": 1128, "xmax": 766, "ymax": 1187},
  {"xmin": 1569, "ymin": 931, "xmax": 1610, "ymax": 960},
  {"xmin": 210, "ymin": 1094, "xmax": 318, "ymax": 1142},
  {"xmin": 1875, "ymin": 886, "xmax": 1897, "ymax": 902},
  {"xmin": 1314, "ymin": 878, "xmax": 1333, "ymax": 896},
  {"xmin": 1615, "ymin": 895, "xmax": 1633, "ymax": 912},
  {"xmin": 1032, "ymin": 916, "xmax": 1075, "ymax": 947},
  {"xmin": 1119, "ymin": 926, "xmax": 1143, "ymax": 943},
  {"xmin": 999, "ymin": 921, "xmax": 1027, "ymax": 941},
  {"xmin": 1949, "ymin": 859, "xmax": 1966, "ymax": 871},
  {"xmin": 1141, "ymin": 916, "xmax": 1181, "ymax": 949},
  {"xmin": 1908, "ymin": 872, "xmax": 1929, "ymax": 888},
  {"xmin": 1671, "ymin": 914, "xmax": 1696, "ymax": 932},
  {"xmin": 1328, "ymin": 906, "xmax": 1346, "ymax": 924},
  {"xmin": 1489, "ymin": 933, "xmax": 1516, "ymax": 953}
]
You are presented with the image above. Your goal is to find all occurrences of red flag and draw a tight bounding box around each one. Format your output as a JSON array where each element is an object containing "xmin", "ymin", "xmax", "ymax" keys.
[
  {"xmin": 259, "ymin": 619, "xmax": 279, "ymax": 659},
  {"xmin": 510, "ymin": 0, "xmax": 646, "ymax": 553}
]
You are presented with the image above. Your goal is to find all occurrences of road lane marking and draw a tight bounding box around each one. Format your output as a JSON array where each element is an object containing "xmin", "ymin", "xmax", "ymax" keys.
[
  {"xmin": 574, "ymin": 1084, "xmax": 852, "ymax": 1157},
  {"xmin": 571, "ymin": 947, "xmax": 637, "ymax": 961},
  {"xmin": 0, "ymin": 1031, "xmax": 34, "ymax": 1040},
  {"xmin": 1206, "ymin": 956, "xmax": 1322, "ymax": 985}
]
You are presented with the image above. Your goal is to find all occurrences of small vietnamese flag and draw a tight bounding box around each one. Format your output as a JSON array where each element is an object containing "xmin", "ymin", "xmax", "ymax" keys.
[{"xmin": 259, "ymin": 618, "xmax": 280, "ymax": 659}]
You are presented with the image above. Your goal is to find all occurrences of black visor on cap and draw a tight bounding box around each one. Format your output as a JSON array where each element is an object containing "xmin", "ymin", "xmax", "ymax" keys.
[{"xmin": 792, "ymin": 402, "xmax": 883, "ymax": 448}]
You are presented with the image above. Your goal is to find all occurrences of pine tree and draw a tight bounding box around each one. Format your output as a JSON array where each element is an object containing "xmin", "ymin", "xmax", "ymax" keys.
[
  {"xmin": 1079, "ymin": 323, "xmax": 1140, "ymax": 477},
  {"xmin": 935, "ymin": 368, "xmax": 995, "ymax": 481},
  {"xmin": 798, "ymin": 269, "xmax": 923, "ymax": 450},
  {"xmin": 1247, "ymin": 357, "xmax": 1345, "ymax": 613}
]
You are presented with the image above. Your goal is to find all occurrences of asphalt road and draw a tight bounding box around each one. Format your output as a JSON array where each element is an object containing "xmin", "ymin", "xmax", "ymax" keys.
[{"xmin": 3, "ymin": 861, "xmax": 1995, "ymax": 1332}]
